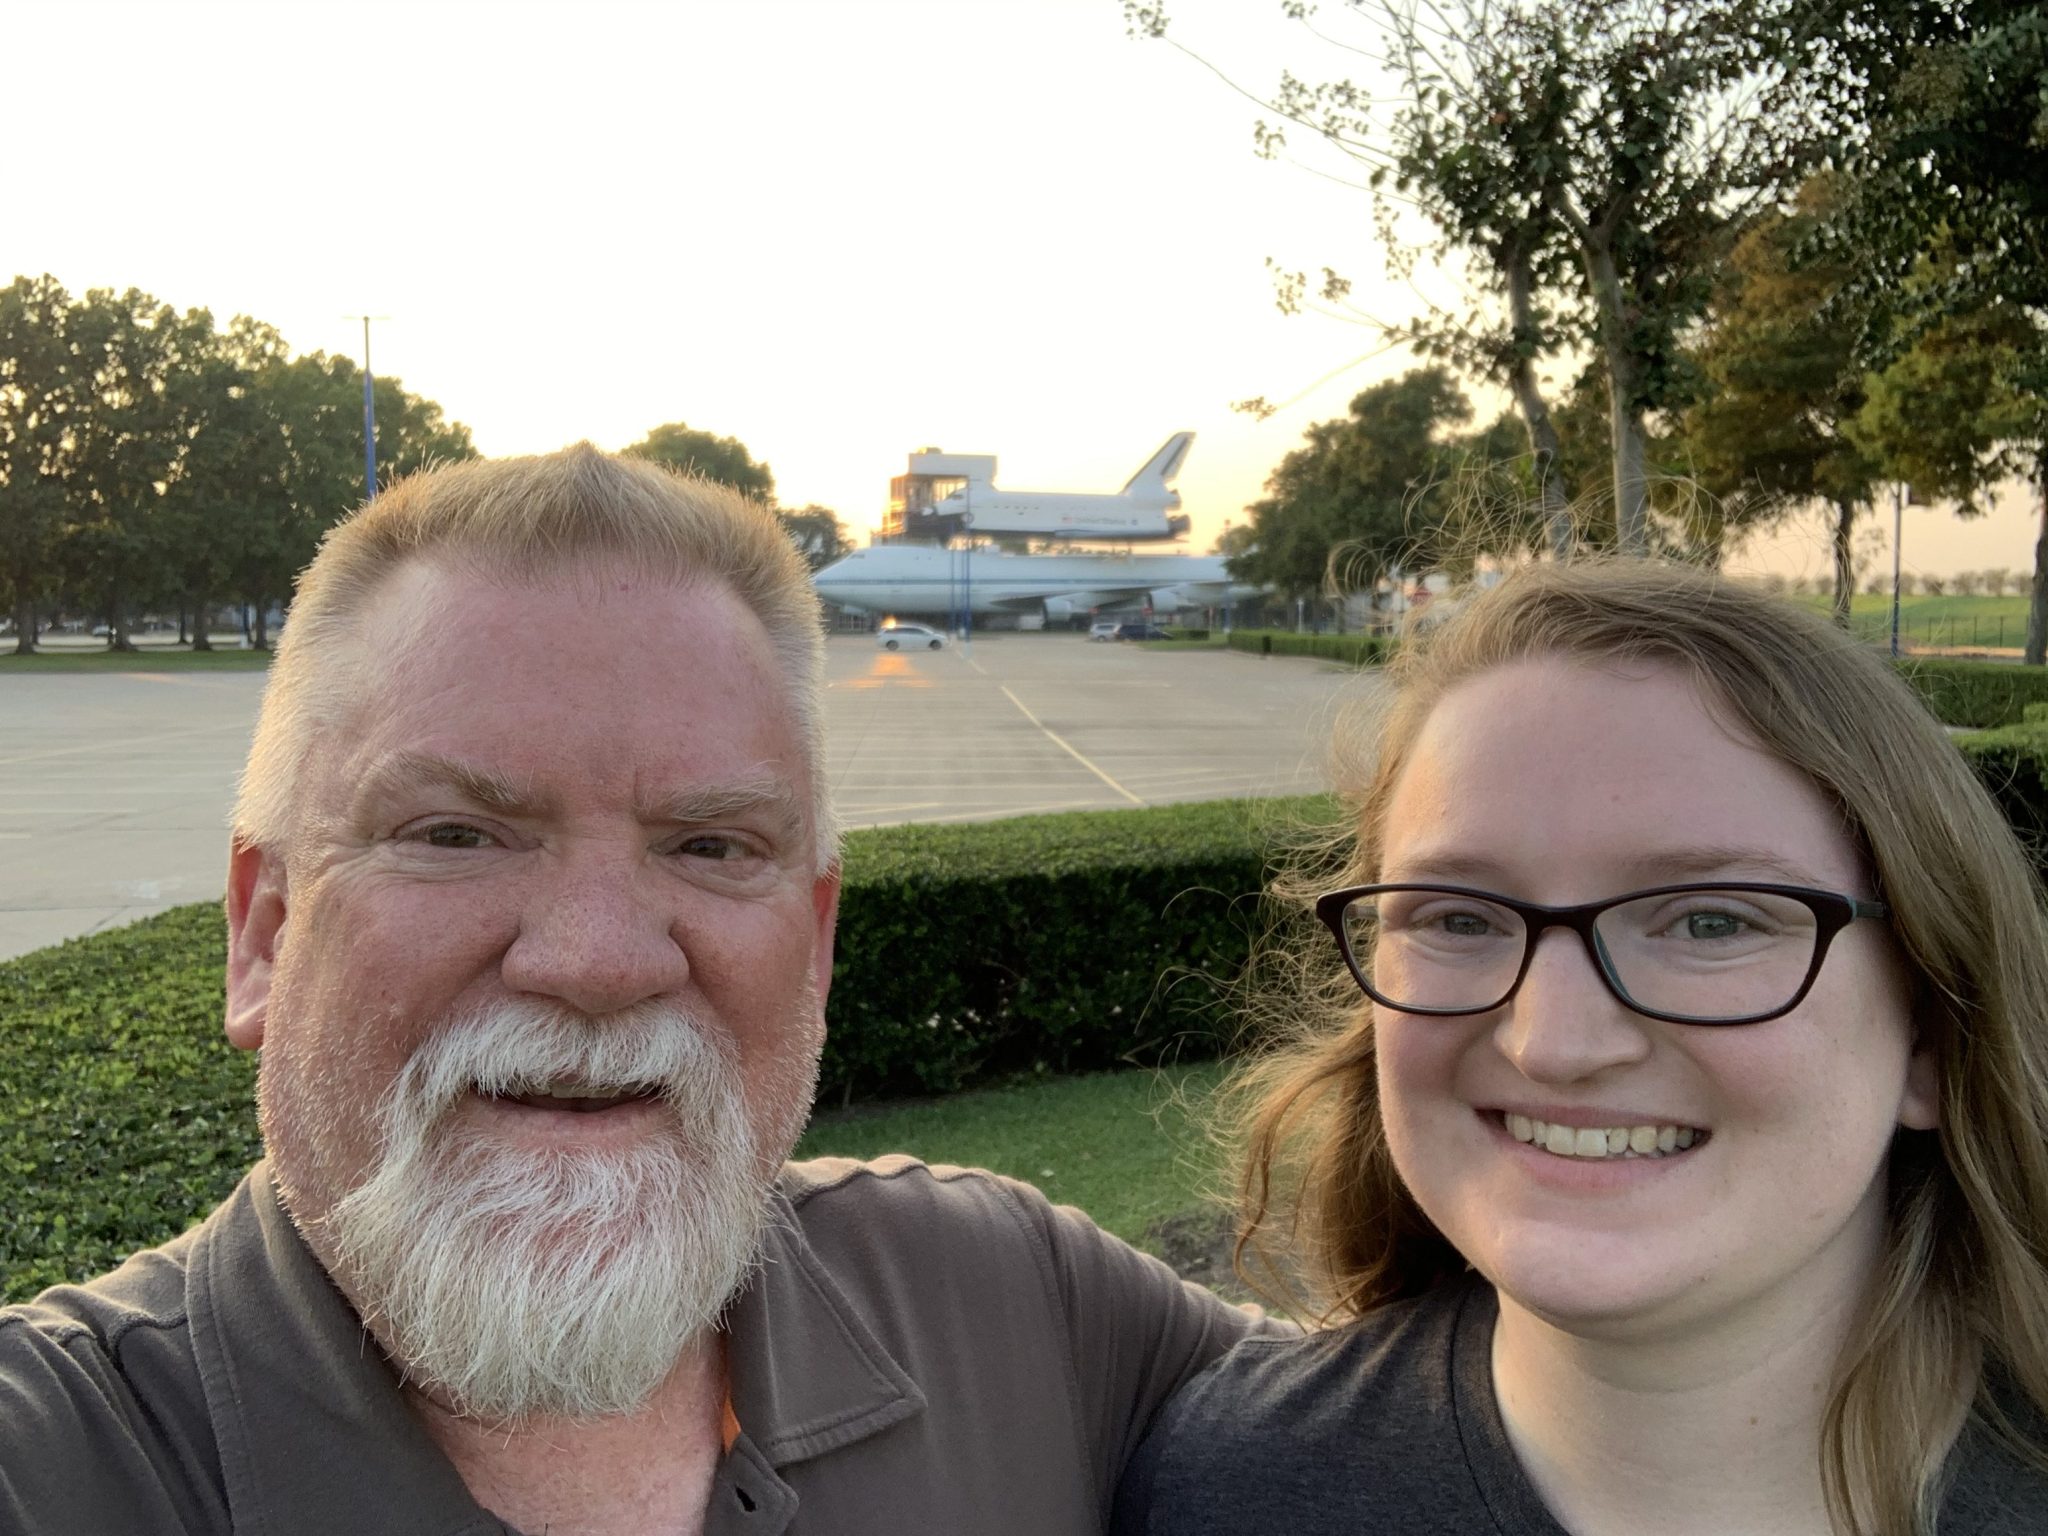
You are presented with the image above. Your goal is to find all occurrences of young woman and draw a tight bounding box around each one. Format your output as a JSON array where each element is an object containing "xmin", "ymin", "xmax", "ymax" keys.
[{"xmin": 1116, "ymin": 562, "xmax": 2048, "ymax": 1535}]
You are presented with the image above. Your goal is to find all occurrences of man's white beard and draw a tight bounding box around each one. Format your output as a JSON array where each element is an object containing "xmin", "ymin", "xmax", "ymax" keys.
[{"xmin": 320, "ymin": 1000, "xmax": 775, "ymax": 1425}]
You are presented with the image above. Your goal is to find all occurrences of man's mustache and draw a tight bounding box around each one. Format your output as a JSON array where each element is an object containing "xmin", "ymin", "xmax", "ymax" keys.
[{"xmin": 381, "ymin": 1000, "xmax": 738, "ymax": 1139}]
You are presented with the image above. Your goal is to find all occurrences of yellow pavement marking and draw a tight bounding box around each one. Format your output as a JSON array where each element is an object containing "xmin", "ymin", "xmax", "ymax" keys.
[{"xmin": 996, "ymin": 686, "xmax": 1144, "ymax": 807}]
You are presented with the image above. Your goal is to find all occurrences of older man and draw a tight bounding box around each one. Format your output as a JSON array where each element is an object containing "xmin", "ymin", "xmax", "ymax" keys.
[{"xmin": 0, "ymin": 448, "xmax": 1269, "ymax": 1535}]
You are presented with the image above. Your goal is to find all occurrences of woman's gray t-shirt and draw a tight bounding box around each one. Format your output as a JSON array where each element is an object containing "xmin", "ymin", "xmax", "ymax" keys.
[{"xmin": 1112, "ymin": 1275, "xmax": 2045, "ymax": 1534}]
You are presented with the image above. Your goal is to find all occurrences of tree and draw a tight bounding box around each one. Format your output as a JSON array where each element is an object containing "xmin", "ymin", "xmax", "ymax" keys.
[
  {"xmin": 228, "ymin": 351, "xmax": 476, "ymax": 647},
  {"xmin": 776, "ymin": 505, "xmax": 850, "ymax": 571},
  {"xmin": 0, "ymin": 274, "xmax": 82, "ymax": 653},
  {"xmin": 1679, "ymin": 187, "xmax": 1882, "ymax": 623},
  {"xmin": 0, "ymin": 275, "xmax": 476, "ymax": 652},
  {"xmin": 1128, "ymin": 0, "xmax": 1841, "ymax": 556},
  {"xmin": 1820, "ymin": 1, "xmax": 2048, "ymax": 659},
  {"xmin": 622, "ymin": 422, "xmax": 773, "ymax": 500},
  {"xmin": 1231, "ymin": 369, "xmax": 1475, "ymax": 601}
]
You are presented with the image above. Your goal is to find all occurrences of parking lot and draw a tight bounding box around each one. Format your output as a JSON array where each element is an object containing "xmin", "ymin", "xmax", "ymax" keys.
[{"xmin": 0, "ymin": 633, "xmax": 1377, "ymax": 961}]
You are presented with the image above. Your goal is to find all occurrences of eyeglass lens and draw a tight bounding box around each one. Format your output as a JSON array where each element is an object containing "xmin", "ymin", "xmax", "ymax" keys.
[{"xmin": 1346, "ymin": 887, "xmax": 1824, "ymax": 1022}]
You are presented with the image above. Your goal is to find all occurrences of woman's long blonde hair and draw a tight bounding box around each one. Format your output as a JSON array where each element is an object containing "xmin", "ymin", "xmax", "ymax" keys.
[{"xmin": 1231, "ymin": 560, "xmax": 2048, "ymax": 1534}]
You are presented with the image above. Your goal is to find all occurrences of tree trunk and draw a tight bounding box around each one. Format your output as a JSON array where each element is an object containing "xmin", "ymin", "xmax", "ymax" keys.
[
  {"xmin": 1579, "ymin": 232, "xmax": 1649, "ymax": 555},
  {"xmin": 189, "ymin": 593, "xmax": 212, "ymax": 651},
  {"xmin": 178, "ymin": 606, "xmax": 189, "ymax": 646},
  {"xmin": 1503, "ymin": 253, "xmax": 1574, "ymax": 559},
  {"xmin": 252, "ymin": 599, "xmax": 270, "ymax": 651},
  {"xmin": 2026, "ymin": 463, "xmax": 2048, "ymax": 666},
  {"xmin": 1831, "ymin": 500, "xmax": 1856, "ymax": 629},
  {"xmin": 10, "ymin": 598, "xmax": 34, "ymax": 656}
]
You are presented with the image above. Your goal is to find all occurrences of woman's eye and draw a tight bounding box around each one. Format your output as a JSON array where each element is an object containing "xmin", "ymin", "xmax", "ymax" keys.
[
  {"xmin": 1439, "ymin": 911, "xmax": 1494, "ymax": 937},
  {"xmin": 1682, "ymin": 911, "xmax": 1745, "ymax": 941}
]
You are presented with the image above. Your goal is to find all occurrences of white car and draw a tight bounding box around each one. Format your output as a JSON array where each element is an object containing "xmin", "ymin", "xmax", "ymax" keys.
[
  {"xmin": 1088, "ymin": 621, "xmax": 1121, "ymax": 642},
  {"xmin": 878, "ymin": 623, "xmax": 946, "ymax": 651}
]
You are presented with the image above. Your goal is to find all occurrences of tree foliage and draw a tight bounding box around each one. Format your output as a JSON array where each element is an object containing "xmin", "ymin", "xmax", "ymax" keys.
[
  {"xmin": 776, "ymin": 504, "xmax": 852, "ymax": 572},
  {"xmin": 0, "ymin": 274, "xmax": 476, "ymax": 653},
  {"xmin": 1229, "ymin": 368, "xmax": 1481, "ymax": 598},
  {"xmin": 1678, "ymin": 184, "xmax": 1883, "ymax": 619},
  {"xmin": 1812, "ymin": 0, "xmax": 2048, "ymax": 659},
  {"xmin": 622, "ymin": 421, "xmax": 775, "ymax": 501},
  {"xmin": 1128, "ymin": 0, "xmax": 1843, "ymax": 556}
]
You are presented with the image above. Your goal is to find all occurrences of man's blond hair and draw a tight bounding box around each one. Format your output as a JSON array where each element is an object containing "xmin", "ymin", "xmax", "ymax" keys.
[{"xmin": 234, "ymin": 444, "xmax": 834, "ymax": 865}]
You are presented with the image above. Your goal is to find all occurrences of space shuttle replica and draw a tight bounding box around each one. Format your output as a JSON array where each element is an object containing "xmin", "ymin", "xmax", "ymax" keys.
[
  {"xmin": 814, "ymin": 431, "xmax": 1260, "ymax": 626},
  {"xmin": 880, "ymin": 434, "xmax": 1195, "ymax": 543}
]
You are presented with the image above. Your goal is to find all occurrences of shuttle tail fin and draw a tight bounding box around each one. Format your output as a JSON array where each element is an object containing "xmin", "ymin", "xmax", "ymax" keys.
[{"xmin": 1119, "ymin": 432, "xmax": 1194, "ymax": 495}]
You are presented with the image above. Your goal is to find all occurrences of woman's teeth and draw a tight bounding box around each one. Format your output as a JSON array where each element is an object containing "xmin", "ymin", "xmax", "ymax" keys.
[{"xmin": 1505, "ymin": 1113, "xmax": 1703, "ymax": 1160}]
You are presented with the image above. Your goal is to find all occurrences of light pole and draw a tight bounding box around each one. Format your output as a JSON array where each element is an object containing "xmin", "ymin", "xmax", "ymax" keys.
[
  {"xmin": 1890, "ymin": 483, "xmax": 1926, "ymax": 659},
  {"xmin": 344, "ymin": 315, "xmax": 389, "ymax": 501}
]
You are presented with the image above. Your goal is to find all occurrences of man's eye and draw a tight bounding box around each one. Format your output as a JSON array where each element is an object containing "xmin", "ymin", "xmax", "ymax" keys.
[
  {"xmin": 419, "ymin": 823, "xmax": 494, "ymax": 849},
  {"xmin": 675, "ymin": 834, "xmax": 752, "ymax": 861}
]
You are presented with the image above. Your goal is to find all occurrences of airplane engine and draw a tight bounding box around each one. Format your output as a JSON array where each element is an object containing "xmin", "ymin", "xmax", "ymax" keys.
[
  {"xmin": 1148, "ymin": 587, "xmax": 1187, "ymax": 615},
  {"xmin": 1044, "ymin": 592, "xmax": 1123, "ymax": 621}
]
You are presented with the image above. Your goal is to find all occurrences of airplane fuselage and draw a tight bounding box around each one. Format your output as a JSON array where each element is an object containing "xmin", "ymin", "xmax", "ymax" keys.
[{"xmin": 813, "ymin": 543, "xmax": 1258, "ymax": 619}]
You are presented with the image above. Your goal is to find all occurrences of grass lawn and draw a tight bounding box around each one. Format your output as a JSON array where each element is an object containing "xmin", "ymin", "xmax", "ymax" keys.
[
  {"xmin": 796, "ymin": 1062, "xmax": 1231, "ymax": 1248},
  {"xmin": 1791, "ymin": 593, "xmax": 2031, "ymax": 648},
  {"xmin": 0, "ymin": 646, "xmax": 273, "ymax": 673}
]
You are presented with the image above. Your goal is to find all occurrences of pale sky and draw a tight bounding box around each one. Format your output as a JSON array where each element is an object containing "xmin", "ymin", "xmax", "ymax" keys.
[{"xmin": 7, "ymin": 0, "xmax": 2034, "ymax": 580}]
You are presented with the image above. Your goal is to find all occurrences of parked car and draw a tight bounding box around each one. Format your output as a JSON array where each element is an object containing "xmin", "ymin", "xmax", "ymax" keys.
[
  {"xmin": 1088, "ymin": 621, "xmax": 1122, "ymax": 642},
  {"xmin": 1114, "ymin": 622, "xmax": 1171, "ymax": 642},
  {"xmin": 878, "ymin": 622, "xmax": 946, "ymax": 651}
]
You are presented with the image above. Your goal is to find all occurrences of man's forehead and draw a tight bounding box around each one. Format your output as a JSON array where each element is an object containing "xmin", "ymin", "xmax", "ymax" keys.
[{"xmin": 319, "ymin": 555, "xmax": 809, "ymax": 793}]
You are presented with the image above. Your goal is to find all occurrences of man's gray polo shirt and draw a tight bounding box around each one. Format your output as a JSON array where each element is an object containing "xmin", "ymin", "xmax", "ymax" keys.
[{"xmin": 0, "ymin": 1156, "xmax": 1268, "ymax": 1534}]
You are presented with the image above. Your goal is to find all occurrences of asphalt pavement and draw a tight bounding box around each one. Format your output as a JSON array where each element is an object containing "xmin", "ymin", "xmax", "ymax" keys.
[{"xmin": 0, "ymin": 633, "xmax": 1377, "ymax": 961}]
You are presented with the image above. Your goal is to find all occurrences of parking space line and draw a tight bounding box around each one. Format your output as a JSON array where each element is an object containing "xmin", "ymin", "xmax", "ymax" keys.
[{"xmin": 996, "ymin": 686, "xmax": 1144, "ymax": 807}]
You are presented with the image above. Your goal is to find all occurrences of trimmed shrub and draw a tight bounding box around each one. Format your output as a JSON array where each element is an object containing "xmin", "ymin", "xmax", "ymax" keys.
[
  {"xmin": 2, "ymin": 795, "xmax": 1329, "ymax": 1299},
  {"xmin": 1957, "ymin": 722, "xmax": 2048, "ymax": 862},
  {"xmin": 829, "ymin": 797, "xmax": 1321, "ymax": 1100},
  {"xmin": 1, "ymin": 906, "xmax": 262, "ymax": 1300},
  {"xmin": 1893, "ymin": 658, "xmax": 2048, "ymax": 728},
  {"xmin": 1225, "ymin": 629, "xmax": 1394, "ymax": 667}
]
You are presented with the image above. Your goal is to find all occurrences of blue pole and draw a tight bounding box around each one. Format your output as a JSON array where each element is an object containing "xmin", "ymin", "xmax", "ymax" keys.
[
  {"xmin": 359, "ymin": 316, "xmax": 379, "ymax": 502},
  {"xmin": 963, "ymin": 539, "xmax": 972, "ymax": 655}
]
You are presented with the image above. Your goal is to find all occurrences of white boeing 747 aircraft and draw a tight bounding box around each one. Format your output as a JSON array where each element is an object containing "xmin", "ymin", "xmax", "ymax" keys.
[{"xmin": 811, "ymin": 543, "xmax": 1259, "ymax": 623}]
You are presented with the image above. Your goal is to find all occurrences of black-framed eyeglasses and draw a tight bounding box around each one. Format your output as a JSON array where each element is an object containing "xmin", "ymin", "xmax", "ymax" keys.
[{"xmin": 1314, "ymin": 882, "xmax": 1891, "ymax": 1026}]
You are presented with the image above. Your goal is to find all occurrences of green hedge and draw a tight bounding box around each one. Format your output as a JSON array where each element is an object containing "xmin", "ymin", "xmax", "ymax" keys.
[
  {"xmin": 1225, "ymin": 629, "xmax": 1395, "ymax": 666},
  {"xmin": 1957, "ymin": 721, "xmax": 2048, "ymax": 857},
  {"xmin": 2, "ymin": 796, "xmax": 1325, "ymax": 1299},
  {"xmin": 1892, "ymin": 658, "xmax": 2048, "ymax": 728}
]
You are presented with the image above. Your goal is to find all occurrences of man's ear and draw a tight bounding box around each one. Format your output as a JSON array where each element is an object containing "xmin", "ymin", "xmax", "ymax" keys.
[
  {"xmin": 225, "ymin": 839, "xmax": 288, "ymax": 1051},
  {"xmin": 810, "ymin": 862, "xmax": 841, "ymax": 1019}
]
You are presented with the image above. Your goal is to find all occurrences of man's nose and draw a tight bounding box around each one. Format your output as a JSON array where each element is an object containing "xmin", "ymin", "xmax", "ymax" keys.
[
  {"xmin": 1492, "ymin": 926, "xmax": 1653, "ymax": 1083},
  {"xmin": 499, "ymin": 852, "xmax": 691, "ymax": 1017}
]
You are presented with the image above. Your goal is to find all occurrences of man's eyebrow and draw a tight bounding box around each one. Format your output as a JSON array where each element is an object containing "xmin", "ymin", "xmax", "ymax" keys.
[
  {"xmin": 643, "ymin": 777, "xmax": 807, "ymax": 836},
  {"xmin": 356, "ymin": 751, "xmax": 555, "ymax": 819}
]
